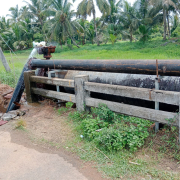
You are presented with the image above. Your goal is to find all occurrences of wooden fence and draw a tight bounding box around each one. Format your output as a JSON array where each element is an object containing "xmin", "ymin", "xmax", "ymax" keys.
[{"xmin": 24, "ymin": 71, "xmax": 180, "ymax": 142}]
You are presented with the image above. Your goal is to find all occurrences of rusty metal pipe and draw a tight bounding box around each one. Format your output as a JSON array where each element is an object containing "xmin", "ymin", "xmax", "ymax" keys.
[{"xmin": 31, "ymin": 59, "xmax": 180, "ymax": 76}]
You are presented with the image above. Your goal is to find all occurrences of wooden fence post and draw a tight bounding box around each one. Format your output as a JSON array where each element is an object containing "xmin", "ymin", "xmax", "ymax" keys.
[
  {"xmin": 74, "ymin": 75, "xmax": 89, "ymax": 112},
  {"xmin": 0, "ymin": 47, "xmax": 11, "ymax": 72},
  {"xmin": 24, "ymin": 71, "xmax": 37, "ymax": 103}
]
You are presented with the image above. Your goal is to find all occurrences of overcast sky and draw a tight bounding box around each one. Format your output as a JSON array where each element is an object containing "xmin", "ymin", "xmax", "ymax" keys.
[{"xmin": 0, "ymin": 0, "xmax": 136, "ymax": 20}]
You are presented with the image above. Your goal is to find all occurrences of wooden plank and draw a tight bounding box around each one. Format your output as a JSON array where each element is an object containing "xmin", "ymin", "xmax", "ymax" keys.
[
  {"xmin": 31, "ymin": 88, "xmax": 76, "ymax": 103},
  {"xmin": 24, "ymin": 71, "xmax": 37, "ymax": 103},
  {"xmin": 85, "ymin": 82, "xmax": 180, "ymax": 105},
  {"xmin": 85, "ymin": 97, "xmax": 178, "ymax": 126},
  {"xmin": 0, "ymin": 47, "xmax": 11, "ymax": 72},
  {"xmin": 30, "ymin": 76, "xmax": 74, "ymax": 88}
]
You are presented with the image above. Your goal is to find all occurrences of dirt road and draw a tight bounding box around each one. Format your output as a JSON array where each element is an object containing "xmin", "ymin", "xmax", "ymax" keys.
[
  {"xmin": 0, "ymin": 104, "xmax": 107, "ymax": 180},
  {"xmin": 0, "ymin": 131, "xmax": 89, "ymax": 180}
]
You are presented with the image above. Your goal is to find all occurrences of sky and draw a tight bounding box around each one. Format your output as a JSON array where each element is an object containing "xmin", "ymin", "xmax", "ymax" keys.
[{"xmin": 0, "ymin": 0, "xmax": 136, "ymax": 20}]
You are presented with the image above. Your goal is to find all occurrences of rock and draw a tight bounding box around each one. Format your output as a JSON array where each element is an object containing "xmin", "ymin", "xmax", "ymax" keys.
[
  {"xmin": 2, "ymin": 90, "xmax": 13, "ymax": 97},
  {"xmin": 167, "ymin": 167, "xmax": 171, "ymax": 170},
  {"xmin": 7, "ymin": 110, "xmax": 26, "ymax": 117},
  {"xmin": 4, "ymin": 94, "xmax": 13, "ymax": 99},
  {"xmin": 178, "ymin": 166, "xmax": 180, "ymax": 169},
  {"xmin": 161, "ymin": 42, "xmax": 169, "ymax": 46},
  {"xmin": 8, "ymin": 110, "xmax": 18, "ymax": 116},
  {"xmin": 0, "ymin": 113, "xmax": 3, "ymax": 118},
  {"xmin": 2, "ymin": 113, "xmax": 17, "ymax": 121},
  {"xmin": 17, "ymin": 110, "xmax": 26, "ymax": 116},
  {"xmin": 13, "ymin": 116, "xmax": 20, "ymax": 120}
]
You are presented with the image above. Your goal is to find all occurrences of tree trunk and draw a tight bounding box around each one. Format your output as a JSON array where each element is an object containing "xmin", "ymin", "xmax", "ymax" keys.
[
  {"xmin": 67, "ymin": 32, "xmax": 80, "ymax": 48},
  {"xmin": 0, "ymin": 47, "xmax": 11, "ymax": 72},
  {"xmin": 93, "ymin": 7, "xmax": 100, "ymax": 46},
  {"xmin": 163, "ymin": 7, "xmax": 167, "ymax": 40},
  {"xmin": 130, "ymin": 31, "xmax": 132, "ymax": 42},
  {"xmin": 91, "ymin": 38, "xmax": 94, "ymax": 44},
  {"xmin": 167, "ymin": 12, "xmax": 171, "ymax": 38},
  {"xmin": 59, "ymin": 39, "xmax": 63, "ymax": 49}
]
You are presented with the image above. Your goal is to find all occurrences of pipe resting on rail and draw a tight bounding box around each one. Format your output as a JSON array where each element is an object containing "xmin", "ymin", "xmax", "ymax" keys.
[{"xmin": 31, "ymin": 59, "xmax": 180, "ymax": 76}]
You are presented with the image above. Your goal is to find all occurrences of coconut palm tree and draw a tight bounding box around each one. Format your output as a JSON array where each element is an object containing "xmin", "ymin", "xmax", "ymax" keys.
[
  {"xmin": 0, "ymin": 17, "xmax": 10, "ymax": 33},
  {"xmin": 150, "ymin": 0, "xmax": 176, "ymax": 40},
  {"xmin": 76, "ymin": 0, "xmax": 110, "ymax": 45},
  {"xmin": 43, "ymin": 0, "xmax": 81, "ymax": 48},
  {"xmin": 7, "ymin": 5, "xmax": 21, "ymax": 23},
  {"xmin": 101, "ymin": 0, "xmax": 123, "ymax": 44},
  {"xmin": 120, "ymin": 1, "xmax": 140, "ymax": 42},
  {"xmin": 23, "ymin": 0, "xmax": 48, "ymax": 30},
  {"xmin": 135, "ymin": 0, "xmax": 163, "ymax": 43}
]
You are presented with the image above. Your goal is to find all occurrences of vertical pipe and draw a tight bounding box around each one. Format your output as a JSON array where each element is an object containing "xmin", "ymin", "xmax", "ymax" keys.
[
  {"xmin": 55, "ymin": 72, "xmax": 60, "ymax": 105},
  {"xmin": 155, "ymin": 77, "xmax": 159, "ymax": 132},
  {"xmin": 179, "ymin": 95, "xmax": 180, "ymax": 144},
  {"xmin": 55, "ymin": 72, "xmax": 60, "ymax": 92}
]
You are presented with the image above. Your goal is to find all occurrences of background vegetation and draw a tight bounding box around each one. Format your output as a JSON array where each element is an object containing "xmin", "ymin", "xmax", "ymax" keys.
[{"xmin": 0, "ymin": 0, "xmax": 180, "ymax": 51}]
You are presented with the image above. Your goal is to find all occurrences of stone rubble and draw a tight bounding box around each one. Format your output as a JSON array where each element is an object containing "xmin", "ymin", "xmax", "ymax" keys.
[{"xmin": 0, "ymin": 109, "xmax": 27, "ymax": 121}]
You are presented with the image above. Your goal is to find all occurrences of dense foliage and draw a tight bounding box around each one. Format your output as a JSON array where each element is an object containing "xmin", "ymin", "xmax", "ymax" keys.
[
  {"xmin": 69, "ymin": 104, "xmax": 152, "ymax": 152},
  {"xmin": 0, "ymin": 0, "xmax": 180, "ymax": 50}
]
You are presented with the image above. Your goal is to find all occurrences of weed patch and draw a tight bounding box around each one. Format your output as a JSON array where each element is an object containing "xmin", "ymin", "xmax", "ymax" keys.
[
  {"xmin": 15, "ymin": 119, "xmax": 27, "ymax": 130},
  {"xmin": 70, "ymin": 104, "xmax": 152, "ymax": 152},
  {"xmin": 68, "ymin": 104, "xmax": 180, "ymax": 179}
]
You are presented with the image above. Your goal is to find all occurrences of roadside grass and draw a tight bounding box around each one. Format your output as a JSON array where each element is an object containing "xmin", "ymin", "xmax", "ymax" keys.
[
  {"xmin": 12, "ymin": 102, "xmax": 180, "ymax": 179},
  {"xmin": 15, "ymin": 119, "xmax": 27, "ymax": 131},
  {"xmin": 66, "ymin": 105, "xmax": 180, "ymax": 180}
]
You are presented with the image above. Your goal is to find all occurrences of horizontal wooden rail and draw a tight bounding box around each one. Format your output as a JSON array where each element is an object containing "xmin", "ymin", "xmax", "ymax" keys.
[
  {"xmin": 85, "ymin": 97, "xmax": 178, "ymax": 126},
  {"xmin": 24, "ymin": 71, "xmax": 180, "ymax": 143},
  {"xmin": 31, "ymin": 88, "xmax": 76, "ymax": 103},
  {"xmin": 85, "ymin": 82, "xmax": 179, "ymax": 105},
  {"xmin": 30, "ymin": 76, "xmax": 74, "ymax": 88}
]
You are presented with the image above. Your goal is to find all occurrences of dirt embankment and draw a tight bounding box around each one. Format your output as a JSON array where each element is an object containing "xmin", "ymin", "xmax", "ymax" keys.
[
  {"xmin": 0, "ymin": 84, "xmax": 26, "ymax": 113},
  {"xmin": 0, "ymin": 84, "xmax": 14, "ymax": 113}
]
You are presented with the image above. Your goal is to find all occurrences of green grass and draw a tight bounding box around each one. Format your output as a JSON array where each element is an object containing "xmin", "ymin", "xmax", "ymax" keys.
[
  {"xmin": 0, "ymin": 48, "xmax": 33, "ymax": 87},
  {"xmin": 66, "ymin": 106, "xmax": 180, "ymax": 180},
  {"xmin": 1, "ymin": 39, "xmax": 180, "ymax": 87},
  {"xmin": 53, "ymin": 39, "xmax": 180, "ymax": 59}
]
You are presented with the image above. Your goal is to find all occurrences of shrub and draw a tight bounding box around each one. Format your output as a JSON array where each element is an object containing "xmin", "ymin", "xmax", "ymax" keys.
[
  {"xmin": 95, "ymin": 126, "xmax": 126, "ymax": 151},
  {"xmin": 70, "ymin": 104, "xmax": 151, "ymax": 152},
  {"xmin": 150, "ymin": 32, "xmax": 162, "ymax": 39},
  {"xmin": 81, "ymin": 116, "xmax": 109, "ymax": 140},
  {"xmin": 66, "ymin": 102, "xmax": 74, "ymax": 108},
  {"xmin": 95, "ymin": 121, "xmax": 149, "ymax": 152},
  {"xmin": 91, "ymin": 104, "xmax": 116, "ymax": 123},
  {"xmin": 109, "ymin": 34, "xmax": 117, "ymax": 45}
]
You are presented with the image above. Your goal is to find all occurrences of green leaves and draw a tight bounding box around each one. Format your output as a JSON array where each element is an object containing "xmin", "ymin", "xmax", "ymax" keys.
[
  {"xmin": 70, "ymin": 104, "xmax": 151, "ymax": 152},
  {"xmin": 139, "ymin": 24, "xmax": 151, "ymax": 43},
  {"xmin": 109, "ymin": 34, "xmax": 117, "ymax": 45}
]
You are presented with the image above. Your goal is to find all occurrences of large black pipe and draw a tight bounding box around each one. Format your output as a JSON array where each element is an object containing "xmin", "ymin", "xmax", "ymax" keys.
[
  {"xmin": 6, "ymin": 59, "xmax": 32, "ymax": 112},
  {"xmin": 31, "ymin": 59, "xmax": 180, "ymax": 76}
]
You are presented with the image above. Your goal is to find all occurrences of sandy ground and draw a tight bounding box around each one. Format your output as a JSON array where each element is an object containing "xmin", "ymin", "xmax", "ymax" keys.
[
  {"xmin": 0, "ymin": 102, "xmax": 107, "ymax": 180},
  {"xmin": 0, "ymin": 131, "xmax": 88, "ymax": 180}
]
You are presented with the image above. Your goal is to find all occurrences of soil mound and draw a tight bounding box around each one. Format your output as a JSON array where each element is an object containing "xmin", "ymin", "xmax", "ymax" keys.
[{"xmin": 0, "ymin": 84, "xmax": 14, "ymax": 113}]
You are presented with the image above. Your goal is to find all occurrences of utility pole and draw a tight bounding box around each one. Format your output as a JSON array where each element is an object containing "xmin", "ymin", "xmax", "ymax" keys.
[{"xmin": 0, "ymin": 47, "xmax": 11, "ymax": 72}]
